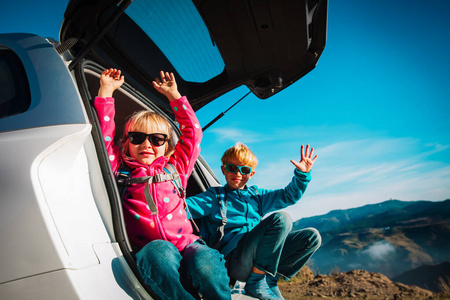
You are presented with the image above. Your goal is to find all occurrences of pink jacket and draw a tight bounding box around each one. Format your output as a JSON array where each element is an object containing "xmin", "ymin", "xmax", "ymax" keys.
[{"xmin": 94, "ymin": 96, "xmax": 202, "ymax": 252}]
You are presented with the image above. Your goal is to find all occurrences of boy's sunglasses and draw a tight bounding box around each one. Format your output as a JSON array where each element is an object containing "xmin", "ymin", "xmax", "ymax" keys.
[
  {"xmin": 225, "ymin": 164, "xmax": 253, "ymax": 175},
  {"xmin": 128, "ymin": 132, "xmax": 167, "ymax": 146}
]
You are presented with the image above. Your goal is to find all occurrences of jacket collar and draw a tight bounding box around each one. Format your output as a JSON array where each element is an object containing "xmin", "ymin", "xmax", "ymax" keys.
[
  {"xmin": 224, "ymin": 184, "xmax": 250, "ymax": 193},
  {"xmin": 124, "ymin": 155, "xmax": 169, "ymax": 171}
]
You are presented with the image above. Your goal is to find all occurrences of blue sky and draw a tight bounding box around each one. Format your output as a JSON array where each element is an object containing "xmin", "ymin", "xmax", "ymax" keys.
[{"xmin": 2, "ymin": 0, "xmax": 449, "ymax": 220}]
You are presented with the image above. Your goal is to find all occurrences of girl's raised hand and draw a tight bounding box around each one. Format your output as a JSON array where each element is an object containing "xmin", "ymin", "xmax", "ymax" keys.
[
  {"xmin": 290, "ymin": 145, "xmax": 318, "ymax": 173},
  {"xmin": 152, "ymin": 71, "xmax": 182, "ymax": 101},
  {"xmin": 98, "ymin": 68, "xmax": 125, "ymax": 98}
]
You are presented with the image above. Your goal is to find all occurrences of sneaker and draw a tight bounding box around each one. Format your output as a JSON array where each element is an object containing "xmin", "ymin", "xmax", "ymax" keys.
[
  {"xmin": 231, "ymin": 281, "xmax": 246, "ymax": 294},
  {"xmin": 266, "ymin": 275, "xmax": 285, "ymax": 300},
  {"xmin": 244, "ymin": 273, "xmax": 279, "ymax": 300}
]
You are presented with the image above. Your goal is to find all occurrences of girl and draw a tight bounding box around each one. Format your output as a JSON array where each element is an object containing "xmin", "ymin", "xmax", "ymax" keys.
[{"xmin": 94, "ymin": 68, "xmax": 230, "ymax": 300}]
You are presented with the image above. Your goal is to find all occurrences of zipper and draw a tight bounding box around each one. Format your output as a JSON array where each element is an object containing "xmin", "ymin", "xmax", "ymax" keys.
[{"xmin": 239, "ymin": 190, "xmax": 250, "ymax": 225}]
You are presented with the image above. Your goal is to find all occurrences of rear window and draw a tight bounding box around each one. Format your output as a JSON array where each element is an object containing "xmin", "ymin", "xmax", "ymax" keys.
[
  {"xmin": 125, "ymin": 0, "xmax": 225, "ymax": 83},
  {"xmin": 0, "ymin": 49, "xmax": 31, "ymax": 119}
]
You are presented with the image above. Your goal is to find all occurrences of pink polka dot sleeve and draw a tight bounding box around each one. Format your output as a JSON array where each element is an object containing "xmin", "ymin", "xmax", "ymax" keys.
[
  {"xmin": 169, "ymin": 96, "xmax": 203, "ymax": 187},
  {"xmin": 94, "ymin": 96, "xmax": 121, "ymax": 172}
]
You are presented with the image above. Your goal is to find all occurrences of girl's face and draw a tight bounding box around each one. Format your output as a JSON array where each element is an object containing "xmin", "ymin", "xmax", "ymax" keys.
[{"xmin": 128, "ymin": 128, "xmax": 167, "ymax": 165}]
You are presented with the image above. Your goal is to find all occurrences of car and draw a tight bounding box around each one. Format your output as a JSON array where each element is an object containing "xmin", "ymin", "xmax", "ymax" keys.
[{"xmin": 0, "ymin": 0, "xmax": 327, "ymax": 299}]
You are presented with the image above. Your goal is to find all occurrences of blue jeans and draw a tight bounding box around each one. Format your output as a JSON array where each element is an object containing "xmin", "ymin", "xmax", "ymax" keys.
[
  {"xmin": 226, "ymin": 212, "xmax": 321, "ymax": 282},
  {"xmin": 136, "ymin": 239, "xmax": 231, "ymax": 300}
]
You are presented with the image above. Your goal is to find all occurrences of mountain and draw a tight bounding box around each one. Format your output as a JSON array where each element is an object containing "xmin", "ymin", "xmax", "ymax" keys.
[
  {"xmin": 292, "ymin": 199, "xmax": 450, "ymax": 279},
  {"xmin": 392, "ymin": 262, "xmax": 450, "ymax": 293}
]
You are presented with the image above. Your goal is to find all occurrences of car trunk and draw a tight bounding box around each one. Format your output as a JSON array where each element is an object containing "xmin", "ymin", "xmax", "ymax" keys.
[{"xmin": 60, "ymin": 0, "xmax": 327, "ymax": 113}]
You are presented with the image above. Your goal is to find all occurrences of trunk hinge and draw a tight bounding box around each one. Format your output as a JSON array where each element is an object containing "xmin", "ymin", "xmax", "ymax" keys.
[{"xmin": 67, "ymin": 0, "xmax": 133, "ymax": 71}]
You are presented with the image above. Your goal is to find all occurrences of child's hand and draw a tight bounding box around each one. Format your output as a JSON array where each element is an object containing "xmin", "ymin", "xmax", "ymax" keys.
[
  {"xmin": 98, "ymin": 68, "xmax": 125, "ymax": 98},
  {"xmin": 152, "ymin": 71, "xmax": 182, "ymax": 102},
  {"xmin": 290, "ymin": 145, "xmax": 318, "ymax": 173}
]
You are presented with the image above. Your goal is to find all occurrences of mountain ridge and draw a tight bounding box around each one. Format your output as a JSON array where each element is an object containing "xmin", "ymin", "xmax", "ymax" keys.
[
  {"xmin": 294, "ymin": 199, "xmax": 450, "ymax": 245},
  {"xmin": 292, "ymin": 198, "xmax": 450, "ymax": 286}
]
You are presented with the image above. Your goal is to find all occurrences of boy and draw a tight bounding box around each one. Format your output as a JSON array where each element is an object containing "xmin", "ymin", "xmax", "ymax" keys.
[{"xmin": 186, "ymin": 142, "xmax": 321, "ymax": 300}]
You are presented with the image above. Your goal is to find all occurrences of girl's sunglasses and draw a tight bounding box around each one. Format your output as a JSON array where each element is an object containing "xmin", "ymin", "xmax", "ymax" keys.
[
  {"xmin": 128, "ymin": 132, "xmax": 167, "ymax": 146},
  {"xmin": 225, "ymin": 164, "xmax": 253, "ymax": 175}
]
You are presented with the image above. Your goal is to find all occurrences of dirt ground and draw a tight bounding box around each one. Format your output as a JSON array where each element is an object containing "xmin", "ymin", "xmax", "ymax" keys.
[{"xmin": 277, "ymin": 267, "xmax": 442, "ymax": 300}]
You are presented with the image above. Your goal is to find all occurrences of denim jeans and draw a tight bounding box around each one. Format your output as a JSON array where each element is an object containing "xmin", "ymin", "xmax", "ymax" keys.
[
  {"xmin": 226, "ymin": 212, "xmax": 321, "ymax": 282},
  {"xmin": 136, "ymin": 239, "xmax": 231, "ymax": 300}
]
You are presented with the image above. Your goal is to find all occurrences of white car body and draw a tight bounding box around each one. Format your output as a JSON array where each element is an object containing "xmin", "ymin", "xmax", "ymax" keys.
[{"xmin": 0, "ymin": 34, "xmax": 149, "ymax": 299}]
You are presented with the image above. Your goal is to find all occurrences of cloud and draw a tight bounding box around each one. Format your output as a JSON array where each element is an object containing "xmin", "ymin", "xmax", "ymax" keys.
[
  {"xmin": 207, "ymin": 127, "xmax": 256, "ymax": 143},
  {"xmin": 248, "ymin": 137, "xmax": 450, "ymax": 220},
  {"xmin": 362, "ymin": 241, "xmax": 396, "ymax": 261}
]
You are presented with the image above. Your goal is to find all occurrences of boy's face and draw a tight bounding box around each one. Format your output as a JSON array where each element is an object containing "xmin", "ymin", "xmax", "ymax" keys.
[{"xmin": 221, "ymin": 157, "xmax": 255, "ymax": 190}]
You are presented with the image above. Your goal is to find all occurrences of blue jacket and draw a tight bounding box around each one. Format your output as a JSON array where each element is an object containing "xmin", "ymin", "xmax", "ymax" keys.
[{"xmin": 186, "ymin": 169, "xmax": 311, "ymax": 257}]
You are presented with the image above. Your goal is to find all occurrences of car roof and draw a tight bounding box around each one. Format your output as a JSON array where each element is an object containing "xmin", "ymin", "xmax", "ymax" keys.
[{"xmin": 60, "ymin": 0, "xmax": 327, "ymax": 111}]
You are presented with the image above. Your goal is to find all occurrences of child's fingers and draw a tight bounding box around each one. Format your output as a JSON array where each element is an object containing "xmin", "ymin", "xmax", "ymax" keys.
[
  {"xmin": 309, "ymin": 147, "xmax": 314, "ymax": 158},
  {"xmin": 114, "ymin": 70, "xmax": 121, "ymax": 80},
  {"xmin": 160, "ymin": 71, "xmax": 170, "ymax": 82},
  {"xmin": 102, "ymin": 69, "xmax": 113, "ymax": 77},
  {"xmin": 108, "ymin": 68, "xmax": 118, "ymax": 78}
]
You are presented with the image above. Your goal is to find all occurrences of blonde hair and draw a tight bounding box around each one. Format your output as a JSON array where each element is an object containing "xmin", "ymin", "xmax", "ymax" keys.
[
  {"xmin": 121, "ymin": 110, "xmax": 175, "ymax": 160},
  {"xmin": 221, "ymin": 142, "xmax": 258, "ymax": 168}
]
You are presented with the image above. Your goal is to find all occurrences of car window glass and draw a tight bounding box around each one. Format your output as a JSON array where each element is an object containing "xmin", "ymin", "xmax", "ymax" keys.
[
  {"xmin": 0, "ymin": 50, "xmax": 31, "ymax": 119},
  {"xmin": 125, "ymin": 0, "xmax": 225, "ymax": 83}
]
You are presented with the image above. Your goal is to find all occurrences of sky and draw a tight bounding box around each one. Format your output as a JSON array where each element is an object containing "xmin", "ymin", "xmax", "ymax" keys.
[{"xmin": 2, "ymin": 0, "xmax": 449, "ymax": 221}]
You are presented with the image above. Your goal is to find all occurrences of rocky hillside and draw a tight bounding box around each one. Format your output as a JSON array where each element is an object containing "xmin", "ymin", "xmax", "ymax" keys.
[{"xmin": 278, "ymin": 267, "xmax": 440, "ymax": 300}]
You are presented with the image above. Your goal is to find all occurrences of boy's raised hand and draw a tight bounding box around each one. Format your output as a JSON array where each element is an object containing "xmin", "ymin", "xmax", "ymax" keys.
[
  {"xmin": 98, "ymin": 68, "xmax": 125, "ymax": 98},
  {"xmin": 290, "ymin": 145, "xmax": 318, "ymax": 173},
  {"xmin": 152, "ymin": 71, "xmax": 182, "ymax": 102}
]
